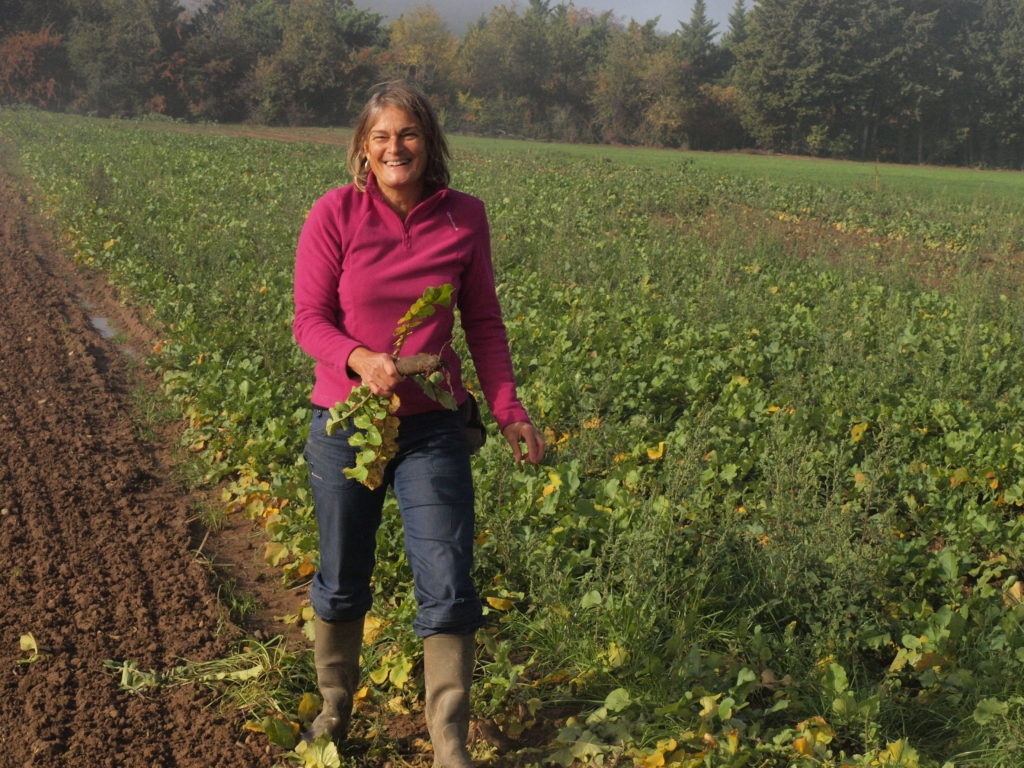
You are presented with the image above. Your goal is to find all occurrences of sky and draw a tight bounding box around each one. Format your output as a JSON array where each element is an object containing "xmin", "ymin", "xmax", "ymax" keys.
[{"xmin": 361, "ymin": 0, "xmax": 738, "ymax": 35}]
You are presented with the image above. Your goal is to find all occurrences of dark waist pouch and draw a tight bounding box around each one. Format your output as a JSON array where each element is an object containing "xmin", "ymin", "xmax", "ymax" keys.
[{"xmin": 459, "ymin": 393, "xmax": 487, "ymax": 454}]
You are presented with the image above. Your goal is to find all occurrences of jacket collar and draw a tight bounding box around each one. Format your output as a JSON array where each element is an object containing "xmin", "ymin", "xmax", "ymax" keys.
[{"xmin": 365, "ymin": 172, "xmax": 448, "ymax": 219}]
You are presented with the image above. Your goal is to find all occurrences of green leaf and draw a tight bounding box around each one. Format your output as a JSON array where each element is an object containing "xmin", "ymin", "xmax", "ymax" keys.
[
  {"xmin": 343, "ymin": 465, "xmax": 368, "ymax": 482},
  {"xmin": 261, "ymin": 715, "xmax": 298, "ymax": 749},
  {"xmin": 936, "ymin": 548, "xmax": 958, "ymax": 581},
  {"xmin": 973, "ymin": 697, "xmax": 1009, "ymax": 725},
  {"xmin": 901, "ymin": 634, "xmax": 922, "ymax": 650},
  {"xmin": 604, "ymin": 687, "xmax": 631, "ymax": 712},
  {"xmin": 823, "ymin": 662, "xmax": 848, "ymax": 695},
  {"xmin": 295, "ymin": 734, "xmax": 341, "ymax": 767},
  {"xmin": 580, "ymin": 590, "xmax": 603, "ymax": 609},
  {"xmin": 390, "ymin": 654, "xmax": 413, "ymax": 688},
  {"xmin": 435, "ymin": 389, "xmax": 458, "ymax": 410}
]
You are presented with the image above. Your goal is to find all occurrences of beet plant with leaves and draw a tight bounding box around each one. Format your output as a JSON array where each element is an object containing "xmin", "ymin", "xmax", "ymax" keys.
[{"xmin": 324, "ymin": 284, "xmax": 458, "ymax": 489}]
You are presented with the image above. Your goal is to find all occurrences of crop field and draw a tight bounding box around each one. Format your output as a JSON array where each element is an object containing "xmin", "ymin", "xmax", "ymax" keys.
[{"xmin": 3, "ymin": 108, "xmax": 1024, "ymax": 767}]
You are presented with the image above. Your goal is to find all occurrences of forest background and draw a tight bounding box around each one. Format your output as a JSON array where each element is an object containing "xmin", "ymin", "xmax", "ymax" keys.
[{"xmin": 2, "ymin": 0, "xmax": 1023, "ymax": 169}]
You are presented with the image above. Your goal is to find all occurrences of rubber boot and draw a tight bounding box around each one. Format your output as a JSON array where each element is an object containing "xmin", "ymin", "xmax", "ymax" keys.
[
  {"xmin": 423, "ymin": 633, "xmax": 476, "ymax": 768},
  {"xmin": 304, "ymin": 616, "xmax": 364, "ymax": 744}
]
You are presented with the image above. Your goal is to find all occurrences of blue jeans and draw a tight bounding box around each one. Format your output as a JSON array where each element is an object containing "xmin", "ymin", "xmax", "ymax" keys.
[{"xmin": 304, "ymin": 406, "xmax": 483, "ymax": 637}]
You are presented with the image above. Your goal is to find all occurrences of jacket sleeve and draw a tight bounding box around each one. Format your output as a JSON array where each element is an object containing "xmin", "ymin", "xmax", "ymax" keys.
[
  {"xmin": 457, "ymin": 202, "xmax": 531, "ymax": 430},
  {"xmin": 293, "ymin": 193, "xmax": 362, "ymax": 376}
]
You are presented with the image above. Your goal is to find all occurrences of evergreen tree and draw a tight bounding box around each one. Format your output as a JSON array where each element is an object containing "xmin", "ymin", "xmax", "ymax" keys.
[
  {"xmin": 721, "ymin": 0, "xmax": 748, "ymax": 49},
  {"xmin": 676, "ymin": 0, "xmax": 726, "ymax": 81}
]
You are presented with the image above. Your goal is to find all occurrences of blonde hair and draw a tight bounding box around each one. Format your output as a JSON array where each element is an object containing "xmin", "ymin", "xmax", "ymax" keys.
[{"xmin": 347, "ymin": 81, "xmax": 450, "ymax": 192}]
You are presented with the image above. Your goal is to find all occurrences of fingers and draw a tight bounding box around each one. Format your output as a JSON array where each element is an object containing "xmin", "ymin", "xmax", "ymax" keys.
[
  {"xmin": 348, "ymin": 347, "xmax": 403, "ymax": 397},
  {"xmin": 524, "ymin": 426, "xmax": 545, "ymax": 464},
  {"xmin": 502, "ymin": 422, "xmax": 545, "ymax": 465}
]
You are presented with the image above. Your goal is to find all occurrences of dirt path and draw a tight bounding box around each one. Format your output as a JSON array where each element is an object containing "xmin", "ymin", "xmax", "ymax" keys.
[{"xmin": 0, "ymin": 156, "xmax": 274, "ymax": 766}]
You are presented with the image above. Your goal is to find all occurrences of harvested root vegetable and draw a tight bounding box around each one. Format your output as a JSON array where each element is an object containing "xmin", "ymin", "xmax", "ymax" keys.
[{"xmin": 395, "ymin": 353, "xmax": 443, "ymax": 376}]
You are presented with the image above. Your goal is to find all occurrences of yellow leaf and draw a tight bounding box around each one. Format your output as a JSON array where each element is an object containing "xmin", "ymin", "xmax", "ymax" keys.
[
  {"xmin": 1004, "ymin": 580, "xmax": 1024, "ymax": 607},
  {"xmin": 386, "ymin": 695, "xmax": 410, "ymax": 714},
  {"xmin": 793, "ymin": 737, "xmax": 813, "ymax": 756},
  {"xmin": 730, "ymin": 375, "xmax": 749, "ymax": 387},
  {"xmin": 725, "ymin": 729, "xmax": 739, "ymax": 755},
  {"xmin": 647, "ymin": 442, "xmax": 666, "ymax": 460},
  {"xmin": 640, "ymin": 751, "xmax": 666, "ymax": 768},
  {"xmin": 542, "ymin": 471, "xmax": 562, "ymax": 496},
  {"xmin": 879, "ymin": 740, "xmax": 918, "ymax": 765},
  {"xmin": 699, "ymin": 694, "xmax": 721, "ymax": 717},
  {"xmin": 487, "ymin": 596, "xmax": 514, "ymax": 611},
  {"xmin": 297, "ymin": 692, "xmax": 321, "ymax": 724},
  {"xmin": 850, "ymin": 422, "xmax": 869, "ymax": 442},
  {"xmin": 264, "ymin": 541, "xmax": 289, "ymax": 567},
  {"xmin": 353, "ymin": 685, "xmax": 370, "ymax": 703},
  {"xmin": 606, "ymin": 641, "xmax": 628, "ymax": 668},
  {"xmin": 950, "ymin": 467, "xmax": 970, "ymax": 487},
  {"xmin": 363, "ymin": 616, "xmax": 384, "ymax": 643},
  {"xmin": 583, "ymin": 416, "xmax": 602, "ymax": 429}
]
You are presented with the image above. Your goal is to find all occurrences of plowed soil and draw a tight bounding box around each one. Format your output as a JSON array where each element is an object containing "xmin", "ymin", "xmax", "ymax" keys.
[{"xmin": 0, "ymin": 158, "xmax": 275, "ymax": 766}]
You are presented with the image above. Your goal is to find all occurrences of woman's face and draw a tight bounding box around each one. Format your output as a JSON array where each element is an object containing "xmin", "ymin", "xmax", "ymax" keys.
[{"xmin": 363, "ymin": 105, "xmax": 427, "ymax": 203}]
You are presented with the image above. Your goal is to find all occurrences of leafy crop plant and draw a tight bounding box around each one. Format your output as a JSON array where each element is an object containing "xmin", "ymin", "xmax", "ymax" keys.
[{"xmin": 324, "ymin": 284, "xmax": 456, "ymax": 489}]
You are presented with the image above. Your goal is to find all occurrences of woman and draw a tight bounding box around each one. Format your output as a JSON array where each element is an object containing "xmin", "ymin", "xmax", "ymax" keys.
[{"xmin": 293, "ymin": 82, "xmax": 544, "ymax": 767}]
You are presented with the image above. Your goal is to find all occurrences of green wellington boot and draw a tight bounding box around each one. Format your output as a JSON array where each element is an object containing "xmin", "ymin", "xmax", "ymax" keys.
[
  {"xmin": 305, "ymin": 616, "xmax": 364, "ymax": 744},
  {"xmin": 423, "ymin": 633, "xmax": 476, "ymax": 768}
]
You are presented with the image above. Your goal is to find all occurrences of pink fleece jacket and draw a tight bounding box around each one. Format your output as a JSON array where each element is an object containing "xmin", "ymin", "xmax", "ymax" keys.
[{"xmin": 293, "ymin": 174, "xmax": 530, "ymax": 429}]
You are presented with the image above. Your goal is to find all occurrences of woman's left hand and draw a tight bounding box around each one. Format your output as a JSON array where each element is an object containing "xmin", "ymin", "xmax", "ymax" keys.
[{"xmin": 501, "ymin": 421, "xmax": 545, "ymax": 465}]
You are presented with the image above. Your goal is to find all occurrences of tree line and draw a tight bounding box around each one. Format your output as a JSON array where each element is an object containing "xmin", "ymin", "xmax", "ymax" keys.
[{"xmin": 2, "ymin": 0, "xmax": 1023, "ymax": 168}]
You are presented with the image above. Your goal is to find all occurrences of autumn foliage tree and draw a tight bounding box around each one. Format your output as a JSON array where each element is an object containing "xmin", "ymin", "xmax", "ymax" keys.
[
  {"xmin": 378, "ymin": 6, "xmax": 459, "ymax": 119},
  {"xmin": 0, "ymin": 27, "xmax": 71, "ymax": 108}
]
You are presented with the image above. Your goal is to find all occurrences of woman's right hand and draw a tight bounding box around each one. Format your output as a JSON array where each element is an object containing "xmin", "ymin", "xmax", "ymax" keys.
[{"xmin": 347, "ymin": 347, "xmax": 403, "ymax": 397}]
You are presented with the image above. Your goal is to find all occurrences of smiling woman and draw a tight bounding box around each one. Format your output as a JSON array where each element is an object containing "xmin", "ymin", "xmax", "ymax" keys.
[{"xmin": 292, "ymin": 81, "xmax": 544, "ymax": 766}]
